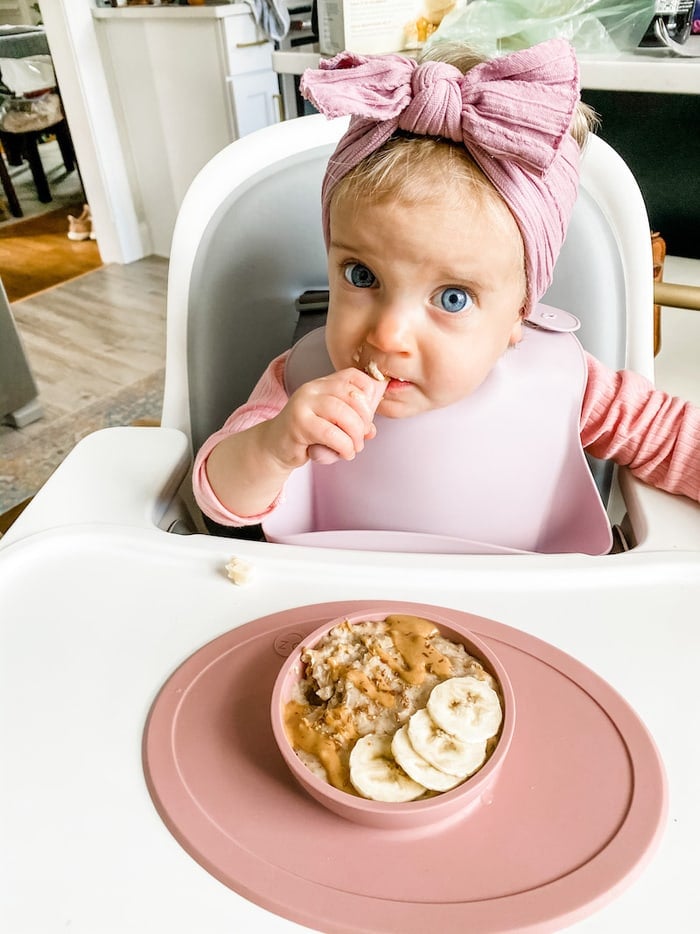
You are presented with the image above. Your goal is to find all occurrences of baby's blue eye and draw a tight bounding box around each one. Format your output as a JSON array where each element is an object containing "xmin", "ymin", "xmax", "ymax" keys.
[
  {"xmin": 344, "ymin": 263, "xmax": 376, "ymax": 288},
  {"xmin": 435, "ymin": 287, "xmax": 472, "ymax": 313}
]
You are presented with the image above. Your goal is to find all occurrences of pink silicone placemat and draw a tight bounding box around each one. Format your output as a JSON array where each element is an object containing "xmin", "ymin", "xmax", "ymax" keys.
[{"xmin": 143, "ymin": 601, "xmax": 667, "ymax": 933}]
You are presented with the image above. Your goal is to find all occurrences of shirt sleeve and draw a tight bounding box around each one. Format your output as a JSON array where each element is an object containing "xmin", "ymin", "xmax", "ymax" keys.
[
  {"xmin": 192, "ymin": 352, "xmax": 290, "ymax": 525},
  {"xmin": 581, "ymin": 352, "xmax": 700, "ymax": 502}
]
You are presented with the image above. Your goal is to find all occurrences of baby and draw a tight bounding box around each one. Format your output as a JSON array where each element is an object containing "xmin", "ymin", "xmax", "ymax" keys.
[{"xmin": 193, "ymin": 39, "xmax": 699, "ymax": 554}]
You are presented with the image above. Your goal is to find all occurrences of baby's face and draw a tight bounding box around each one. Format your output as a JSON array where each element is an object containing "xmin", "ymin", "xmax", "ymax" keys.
[{"xmin": 325, "ymin": 187, "xmax": 526, "ymax": 419}]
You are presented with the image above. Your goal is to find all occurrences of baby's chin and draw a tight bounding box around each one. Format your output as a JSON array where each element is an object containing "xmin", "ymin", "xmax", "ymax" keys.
[
  {"xmin": 376, "ymin": 392, "xmax": 430, "ymax": 420},
  {"xmin": 380, "ymin": 385, "xmax": 475, "ymax": 418}
]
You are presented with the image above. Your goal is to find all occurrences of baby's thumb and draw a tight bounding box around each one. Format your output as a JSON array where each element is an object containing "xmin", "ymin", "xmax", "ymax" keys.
[{"xmin": 308, "ymin": 444, "xmax": 341, "ymax": 465}]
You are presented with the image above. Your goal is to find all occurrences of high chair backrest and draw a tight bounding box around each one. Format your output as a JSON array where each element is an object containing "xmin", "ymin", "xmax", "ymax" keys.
[{"xmin": 162, "ymin": 113, "xmax": 654, "ymax": 500}]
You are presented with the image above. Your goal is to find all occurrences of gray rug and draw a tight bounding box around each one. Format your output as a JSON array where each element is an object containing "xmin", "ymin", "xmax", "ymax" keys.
[{"xmin": 0, "ymin": 368, "xmax": 164, "ymax": 514}]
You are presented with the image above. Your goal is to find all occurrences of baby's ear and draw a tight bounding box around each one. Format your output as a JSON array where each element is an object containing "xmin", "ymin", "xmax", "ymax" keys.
[{"xmin": 508, "ymin": 317, "xmax": 524, "ymax": 347}]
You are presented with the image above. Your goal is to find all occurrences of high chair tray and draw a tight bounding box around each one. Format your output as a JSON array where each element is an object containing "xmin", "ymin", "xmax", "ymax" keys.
[
  {"xmin": 144, "ymin": 600, "xmax": 666, "ymax": 934},
  {"xmin": 1, "ymin": 526, "xmax": 698, "ymax": 932}
]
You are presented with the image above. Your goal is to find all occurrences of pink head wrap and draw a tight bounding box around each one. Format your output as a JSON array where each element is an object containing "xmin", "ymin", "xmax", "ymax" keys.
[{"xmin": 299, "ymin": 39, "xmax": 582, "ymax": 315}]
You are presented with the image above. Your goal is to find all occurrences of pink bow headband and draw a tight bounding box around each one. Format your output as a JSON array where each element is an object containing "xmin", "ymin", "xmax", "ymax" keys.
[{"xmin": 300, "ymin": 39, "xmax": 582, "ymax": 315}]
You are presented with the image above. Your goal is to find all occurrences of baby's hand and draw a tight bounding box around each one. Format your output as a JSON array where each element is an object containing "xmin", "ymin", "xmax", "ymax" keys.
[{"xmin": 269, "ymin": 368, "xmax": 386, "ymax": 468}]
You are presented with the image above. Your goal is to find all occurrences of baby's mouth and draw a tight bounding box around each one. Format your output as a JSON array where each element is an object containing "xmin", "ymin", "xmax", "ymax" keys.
[
  {"xmin": 385, "ymin": 376, "xmax": 412, "ymax": 391},
  {"xmin": 353, "ymin": 346, "xmax": 413, "ymax": 389},
  {"xmin": 367, "ymin": 363, "xmax": 411, "ymax": 389}
]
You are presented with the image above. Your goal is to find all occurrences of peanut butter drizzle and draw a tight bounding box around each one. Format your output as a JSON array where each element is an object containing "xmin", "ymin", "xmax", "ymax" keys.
[
  {"xmin": 284, "ymin": 615, "xmax": 454, "ymax": 791},
  {"xmin": 385, "ymin": 614, "xmax": 453, "ymax": 685},
  {"xmin": 346, "ymin": 668, "xmax": 395, "ymax": 708},
  {"xmin": 283, "ymin": 701, "xmax": 355, "ymax": 794}
]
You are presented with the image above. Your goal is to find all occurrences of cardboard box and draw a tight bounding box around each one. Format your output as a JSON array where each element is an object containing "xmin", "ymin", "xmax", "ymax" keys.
[{"xmin": 317, "ymin": 0, "xmax": 420, "ymax": 55}]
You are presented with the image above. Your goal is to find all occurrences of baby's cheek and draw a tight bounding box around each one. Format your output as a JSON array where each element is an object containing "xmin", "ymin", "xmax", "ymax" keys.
[{"xmin": 435, "ymin": 363, "xmax": 483, "ymax": 406}]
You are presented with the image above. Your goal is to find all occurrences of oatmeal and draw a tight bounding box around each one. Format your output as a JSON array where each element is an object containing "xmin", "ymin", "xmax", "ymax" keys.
[{"xmin": 283, "ymin": 614, "xmax": 501, "ymax": 800}]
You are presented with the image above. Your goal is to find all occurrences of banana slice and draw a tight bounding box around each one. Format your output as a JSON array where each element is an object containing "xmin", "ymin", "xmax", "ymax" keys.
[
  {"xmin": 407, "ymin": 708, "xmax": 487, "ymax": 777},
  {"xmin": 349, "ymin": 734, "xmax": 426, "ymax": 802},
  {"xmin": 427, "ymin": 675, "xmax": 502, "ymax": 743},
  {"xmin": 391, "ymin": 725, "xmax": 464, "ymax": 792}
]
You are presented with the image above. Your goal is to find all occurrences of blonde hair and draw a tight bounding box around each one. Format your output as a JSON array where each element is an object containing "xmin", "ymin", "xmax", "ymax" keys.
[{"xmin": 331, "ymin": 41, "xmax": 597, "ymax": 212}]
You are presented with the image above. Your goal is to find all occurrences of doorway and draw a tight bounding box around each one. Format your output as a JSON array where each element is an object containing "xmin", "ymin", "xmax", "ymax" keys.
[{"xmin": 0, "ymin": 10, "xmax": 101, "ymax": 300}]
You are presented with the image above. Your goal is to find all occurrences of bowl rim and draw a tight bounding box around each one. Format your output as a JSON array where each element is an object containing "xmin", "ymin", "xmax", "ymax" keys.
[{"xmin": 270, "ymin": 607, "xmax": 515, "ymax": 814}]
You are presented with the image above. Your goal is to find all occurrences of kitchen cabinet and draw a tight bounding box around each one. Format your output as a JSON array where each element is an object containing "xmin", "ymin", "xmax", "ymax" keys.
[{"xmin": 93, "ymin": 5, "xmax": 282, "ymax": 256}]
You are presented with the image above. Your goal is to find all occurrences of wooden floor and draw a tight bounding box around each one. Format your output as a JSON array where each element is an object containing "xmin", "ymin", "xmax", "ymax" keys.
[
  {"xmin": 9, "ymin": 256, "xmax": 168, "ymax": 419},
  {"xmin": 1, "ymin": 256, "xmax": 168, "ymax": 519},
  {"xmin": 0, "ymin": 202, "xmax": 103, "ymax": 303}
]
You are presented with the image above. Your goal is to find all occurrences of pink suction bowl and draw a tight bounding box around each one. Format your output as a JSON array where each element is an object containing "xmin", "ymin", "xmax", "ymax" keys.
[{"xmin": 270, "ymin": 608, "xmax": 516, "ymax": 831}]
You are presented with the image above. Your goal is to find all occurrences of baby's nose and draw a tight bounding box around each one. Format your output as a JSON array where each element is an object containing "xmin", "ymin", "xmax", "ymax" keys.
[{"xmin": 366, "ymin": 305, "xmax": 413, "ymax": 353}]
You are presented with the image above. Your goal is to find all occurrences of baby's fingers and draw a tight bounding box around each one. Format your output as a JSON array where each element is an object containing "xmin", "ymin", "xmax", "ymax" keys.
[{"xmin": 309, "ymin": 400, "xmax": 368, "ymax": 459}]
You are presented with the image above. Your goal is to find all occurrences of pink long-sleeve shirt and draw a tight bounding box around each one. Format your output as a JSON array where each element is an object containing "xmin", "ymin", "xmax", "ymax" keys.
[{"xmin": 193, "ymin": 351, "xmax": 700, "ymax": 527}]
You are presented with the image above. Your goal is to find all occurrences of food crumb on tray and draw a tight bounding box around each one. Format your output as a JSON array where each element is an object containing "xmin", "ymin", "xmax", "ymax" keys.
[{"xmin": 225, "ymin": 555, "xmax": 253, "ymax": 585}]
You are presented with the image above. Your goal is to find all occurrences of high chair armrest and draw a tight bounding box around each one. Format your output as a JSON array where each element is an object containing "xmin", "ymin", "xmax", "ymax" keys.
[
  {"xmin": 0, "ymin": 427, "xmax": 190, "ymax": 549},
  {"xmin": 619, "ymin": 469, "xmax": 700, "ymax": 553}
]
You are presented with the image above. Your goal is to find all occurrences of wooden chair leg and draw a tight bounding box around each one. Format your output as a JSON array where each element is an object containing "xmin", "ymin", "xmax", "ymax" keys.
[
  {"xmin": 0, "ymin": 131, "xmax": 22, "ymax": 166},
  {"xmin": 53, "ymin": 119, "xmax": 76, "ymax": 173},
  {"xmin": 0, "ymin": 148, "xmax": 22, "ymax": 217},
  {"xmin": 651, "ymin": 231, "xmax": 666, "ymax": 357},
  {"xmin": 23, "ymin": 132, "xmax": 52, "ymax": 203}
]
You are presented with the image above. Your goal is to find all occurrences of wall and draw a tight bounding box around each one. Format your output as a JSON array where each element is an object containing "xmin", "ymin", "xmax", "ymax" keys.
[{"xmin": 38, "ymin": 0, "xmax": 148, "ymax": 263}]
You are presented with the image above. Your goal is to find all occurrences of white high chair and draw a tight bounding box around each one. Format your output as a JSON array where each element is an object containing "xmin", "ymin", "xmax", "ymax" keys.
[
  {"xmin": 159, "ymin": 112, "xmax": 694, "ymax": 551},
  {"xmin": 2, "ymin": 113, "xmax": 698, "ymax": 551},
  {"xmin": 1, "ymin": 116, "xmax": 700, "ymax": 934}
]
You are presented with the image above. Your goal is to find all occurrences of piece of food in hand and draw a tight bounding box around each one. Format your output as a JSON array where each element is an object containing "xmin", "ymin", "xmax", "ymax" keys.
[{"xmin": 365, "ymin": 359, "xmax": 386, "ymax": 381}]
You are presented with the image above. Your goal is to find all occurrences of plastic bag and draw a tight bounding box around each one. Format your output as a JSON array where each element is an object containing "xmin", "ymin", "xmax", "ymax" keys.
[
  {"xmin": 0, "ymin": 91, "xmax": 63, "ymax": 134},
  {"xmin": 0, "ymin": 55, "xmax": 56, "ymax": 96},
  {"xmin": 429, "ymin": 0, "xmax": 657, "ymax": 56}
]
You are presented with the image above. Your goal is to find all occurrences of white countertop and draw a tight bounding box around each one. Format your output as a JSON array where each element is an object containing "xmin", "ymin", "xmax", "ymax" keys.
[
  {"xmin": 93, "ymin": 3, "xmax": 253, "ymax": 21},
  {"xmin": 272, "ymin": 39, "xmax": 700, "ymax": 94}
]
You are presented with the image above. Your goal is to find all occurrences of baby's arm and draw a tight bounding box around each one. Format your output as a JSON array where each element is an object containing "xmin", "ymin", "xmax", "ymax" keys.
[
  {"xmin": 193, "ymin": 355, "xmax": 384, "ymax": 523},
  {"xmin": 581, "ymin": 353, "xmax": 700, "ymax": 502}
]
